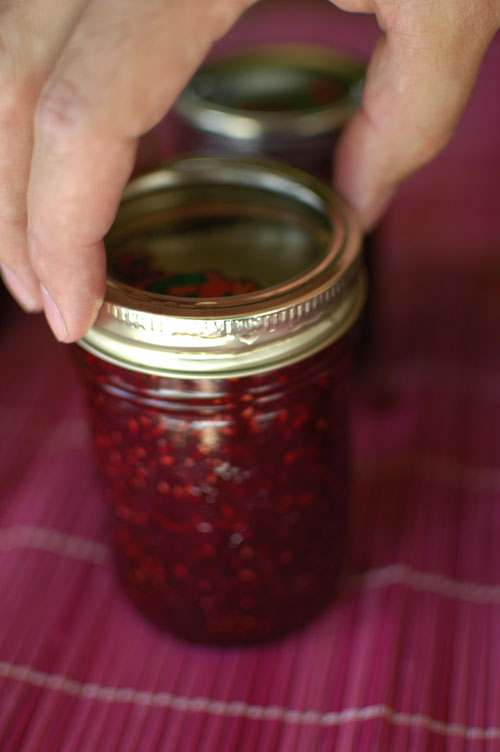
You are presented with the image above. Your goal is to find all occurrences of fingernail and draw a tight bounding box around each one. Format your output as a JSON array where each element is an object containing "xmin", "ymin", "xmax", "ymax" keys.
[
  {"xmin": 41, "ymin": 283, "xmax": 68, "ymax": 341},
  {"xmin": 0, "ymin": 263, "xmax": 41, "ymax": 312},
  {"xmin": 90, "ymin": 296, "xmax": 104, "ymax": 328}
]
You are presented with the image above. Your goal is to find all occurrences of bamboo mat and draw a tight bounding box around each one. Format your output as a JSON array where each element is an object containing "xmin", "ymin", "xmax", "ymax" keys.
[{"xmin": 1, "ymin": 2, "xmax": 500, "ymax": 750}]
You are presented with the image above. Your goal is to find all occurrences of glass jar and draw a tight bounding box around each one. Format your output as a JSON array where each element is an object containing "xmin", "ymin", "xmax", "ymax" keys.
[
  {"xmin": 173, "ymin": 44, "xmax": 364, "ymax": 182},
  {"xmin": 76, "ymin": 156, "xmax": 365, "ymax": 644},
  {"xmin": 173, "ymin": 45, "xmax": 374, "ymax": 365}
]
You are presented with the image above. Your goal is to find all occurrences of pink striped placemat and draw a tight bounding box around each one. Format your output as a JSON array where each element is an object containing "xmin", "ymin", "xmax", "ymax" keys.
[{"xmin": 1, "ymin": 2, "xmax": 500, "ymax": 750}]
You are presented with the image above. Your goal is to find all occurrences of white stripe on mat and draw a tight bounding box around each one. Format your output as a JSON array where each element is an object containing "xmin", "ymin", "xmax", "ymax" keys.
[
  {"xmin": 0, "ymin": 661, "xmax": 498, "ymax": 740},
  {"xmin": 0, "ymin": 526, "xmax": 107, "ymax": 565},
  {"xmin": 1, "ymin": 526, "xmax": 500, "ymax": 605},
  {"xmin": 341, "ymin": 564, "xmax": 500, "ymax": 604}
]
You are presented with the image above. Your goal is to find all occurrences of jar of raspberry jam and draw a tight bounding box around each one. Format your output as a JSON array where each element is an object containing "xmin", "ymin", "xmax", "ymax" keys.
[
  {"xmin": 76, "ymin": 157, "xmax": 365, "ymax": 644},
  {"xmin": 173, "ymin": 44, "xmax": 364, "ymax": 181}
]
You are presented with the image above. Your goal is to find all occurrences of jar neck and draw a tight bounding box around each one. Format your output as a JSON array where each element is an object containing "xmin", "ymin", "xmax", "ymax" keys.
[{"xmin": 75, "ymin": 333, "xmax": 352, "ymax": 407}]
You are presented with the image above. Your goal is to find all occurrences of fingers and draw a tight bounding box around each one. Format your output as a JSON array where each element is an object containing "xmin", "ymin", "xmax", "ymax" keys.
[
  {"xmin": 0, "ymin": 0, "xmax": 90, "ymax": 311},
  {"xmin": 28, "ymin": 0, "xmax": 256, "ymax": 341},
  {"xmin": 4, "ymin": 0, "xmax": 498, "ymax": 334},
  {"xmin": 334, "ymin": 0, "xmax": 500, "ymax": 229}
]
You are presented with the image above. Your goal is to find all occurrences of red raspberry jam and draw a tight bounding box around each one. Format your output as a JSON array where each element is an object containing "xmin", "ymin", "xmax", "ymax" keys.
[
  {"xmin": 75, "ymin": 336, "xmax": 352, "ymax": 644},
  {"xmin": 109, "ymin": 247, "xmax": 261, "ymax": 298},
  {"xmin": 77, "ymin": 157, "xmax": 365, "ymax": 644}
]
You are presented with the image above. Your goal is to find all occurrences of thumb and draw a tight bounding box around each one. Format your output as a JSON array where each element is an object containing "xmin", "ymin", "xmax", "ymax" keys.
[{"xmin": 333, "ymin": 0, "xmax": 500, "ymax": 228}]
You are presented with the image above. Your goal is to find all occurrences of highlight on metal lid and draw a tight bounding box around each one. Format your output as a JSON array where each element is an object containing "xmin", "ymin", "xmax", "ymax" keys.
[
  {"xmin": 79, "ymin": 156, "xmax": 365, "ymax": 378},
  {"xmin": 174, "ymin": 44, "xmax": 365, "ymax": 141}
]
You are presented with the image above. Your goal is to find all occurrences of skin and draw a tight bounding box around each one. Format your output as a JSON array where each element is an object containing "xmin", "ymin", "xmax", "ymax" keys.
[{"xmin": 0, "ymin": 0, "xmax": 498, "ymax": 342}]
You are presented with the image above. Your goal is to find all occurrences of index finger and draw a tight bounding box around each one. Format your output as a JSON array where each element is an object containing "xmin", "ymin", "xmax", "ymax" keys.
[
  {"xmin": 0, "ymin": 0, "xmax": 91, "ymax": 311},
  {"xmin": 27, "ymin": 0, "xmax": 257, "ymax": 341}
]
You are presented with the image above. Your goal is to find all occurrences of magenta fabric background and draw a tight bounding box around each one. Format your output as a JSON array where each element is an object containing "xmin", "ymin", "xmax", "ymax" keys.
[{"xmin": 1, "ymin": 1, "xmax": 500, "ymax": 749}]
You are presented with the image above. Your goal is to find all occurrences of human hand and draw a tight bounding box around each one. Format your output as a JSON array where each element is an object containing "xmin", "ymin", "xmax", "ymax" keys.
[
  {"xmin": 332, "ymin": 0, "xmax": 500, "ymax": 228},
  {"xmin": 0, "ymin": 0, "xmax": 498, "ymax": 343},
  {"xmin": 0, "ymin": 0, "xmax": 257, "ymax": 339}
]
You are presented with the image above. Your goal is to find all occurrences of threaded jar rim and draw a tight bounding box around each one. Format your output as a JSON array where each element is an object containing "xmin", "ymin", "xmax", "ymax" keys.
[
  {"xmin": 174, "ymin": 43, "xmax": 365, "ymax": 142},
  {"xmin": 78, "ymin": 156, "xmax": 365, "ymax": 378}
]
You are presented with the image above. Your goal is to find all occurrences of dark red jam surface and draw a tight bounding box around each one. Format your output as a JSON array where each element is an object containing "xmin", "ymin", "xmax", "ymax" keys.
[
  {"xmin": 110, "ymin": 249, "xmax": 261, "ymax": 298},
  {"xmin": 76, "ymin": 338, "xmax": 352, "ymax": 644}
]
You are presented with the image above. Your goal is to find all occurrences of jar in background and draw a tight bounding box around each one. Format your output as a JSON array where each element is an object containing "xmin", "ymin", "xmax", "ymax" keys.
[
  {"xmin": 76, "ymin": 157, "xmax": 365, "ymax": 644},
  {"xmin": 173, "ymin": 44, "xmax": 364, "ymax": 182},
  {"xmin": 173, "ymin": 44, "xmax": 375, "ymax": 364}
]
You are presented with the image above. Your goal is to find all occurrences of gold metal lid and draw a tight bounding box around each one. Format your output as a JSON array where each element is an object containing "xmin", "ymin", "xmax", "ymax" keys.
[
  {"xmin": 79, "ymin": 156, "xmax": 365, "ymax": 378},
  {"xmin": 174, "ymin": 44, "xmax": 364, "ymax": 142}
]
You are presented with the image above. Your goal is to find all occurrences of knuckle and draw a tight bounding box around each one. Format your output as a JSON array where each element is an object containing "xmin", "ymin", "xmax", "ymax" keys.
[{"xmin": 35, "ymin": 77, "xmax": 89, "ymax": 139}]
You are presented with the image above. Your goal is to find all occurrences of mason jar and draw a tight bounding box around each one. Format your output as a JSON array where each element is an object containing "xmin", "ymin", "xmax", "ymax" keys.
[
  {"xmin": 173, "ymin": 44, "xmax": 364, "ymax": 181},
  {"xmin": 75, "ymin": 156, "xmax": 365, "ymax": 645},
  {"xmin": 173, "ymin": 44, "xmax": 374, "ymax": 364}
]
